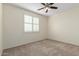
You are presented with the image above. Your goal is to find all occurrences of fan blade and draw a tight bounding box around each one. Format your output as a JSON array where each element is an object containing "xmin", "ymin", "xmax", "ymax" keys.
[
  {"xmin": 41, "ymin": 3, "xmax": 46, "ymax": 6},
  {"xmin": 48, "ymin": 3, "xmax": 54, "ymax": 5},
  {"xmin": 45, "ymin": 9, "xmax": 48, "ymax": 13},
  {"xmin": 38, "ymin": 7, "xmax": 45, "ymax": 10},
  {"xmin": 50, "ymin": 6, "xmax": 58, "ymax": 9},
  {"xmin": 41, "ymin": 3, "xmax": 45, "ymax": 6}
]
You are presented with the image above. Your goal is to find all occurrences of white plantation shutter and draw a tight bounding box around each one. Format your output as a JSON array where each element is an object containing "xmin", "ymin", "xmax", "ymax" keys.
[{"xmin": 24, "ymin": 15, "xmax": 39, "ymax": 32}]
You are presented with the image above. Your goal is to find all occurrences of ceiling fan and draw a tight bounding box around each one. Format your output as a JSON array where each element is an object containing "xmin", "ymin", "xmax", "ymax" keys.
[{"xmin": 38, "ymin": 3, "xmax": 58, "ymax": 13}]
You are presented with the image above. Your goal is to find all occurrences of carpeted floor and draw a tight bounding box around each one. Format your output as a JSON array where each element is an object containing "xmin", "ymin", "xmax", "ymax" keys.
[{"xmin": 2, "ymin": 39, "xmax": 79, "ymax": 56}]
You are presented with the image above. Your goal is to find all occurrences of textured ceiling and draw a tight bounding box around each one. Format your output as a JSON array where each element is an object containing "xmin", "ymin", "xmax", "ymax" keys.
[{"xmin": 11, "ymin": 3, "xmax": 79, "ymax": 16}]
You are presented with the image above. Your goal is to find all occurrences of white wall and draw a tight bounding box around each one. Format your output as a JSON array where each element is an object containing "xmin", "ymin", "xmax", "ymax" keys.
[
  {"xmin": 48, "ymin": 5, "xmax": 79, "ymax": 46},
  {"xmin": 0, "ymin": 4, "xmax": 3, "ymax": 55},
  {"xmin": 3, "ymin": 4, "xmax": 48, "ymax": 49}
]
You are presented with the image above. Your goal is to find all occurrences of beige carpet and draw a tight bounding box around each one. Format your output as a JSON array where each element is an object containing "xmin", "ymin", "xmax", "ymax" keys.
[{"xmin": 2, "ymin": 39, "xmax": 79, "ymax": 56}]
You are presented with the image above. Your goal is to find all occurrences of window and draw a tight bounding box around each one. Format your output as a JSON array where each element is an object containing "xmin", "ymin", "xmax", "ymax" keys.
[{"xmin": 24, "ymin": 15, "xmax": 39, "ymax": 32}]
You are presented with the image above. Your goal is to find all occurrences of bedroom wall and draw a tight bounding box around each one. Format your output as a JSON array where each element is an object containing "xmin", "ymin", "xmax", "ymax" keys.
[
  {"xmin": 0, "ymin": 3, "xmax": 3, "ymax": 55},
  {"xmin": 48, "ymin": 5, "xmax": 79, "ymax": 46},
  {"xmin": 3, "ymin": 4, "xmax": 48, "ymax": 49}
]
